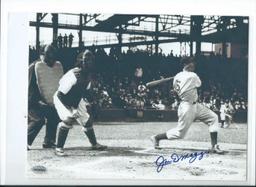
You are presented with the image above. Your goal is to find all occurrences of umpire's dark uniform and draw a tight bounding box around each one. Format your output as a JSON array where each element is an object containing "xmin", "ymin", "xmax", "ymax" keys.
[{"xmin": 28, "ymin": 59, "xmax": 63, "ymax": 148}]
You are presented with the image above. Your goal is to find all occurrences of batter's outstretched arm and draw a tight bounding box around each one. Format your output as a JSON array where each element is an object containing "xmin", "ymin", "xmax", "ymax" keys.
[{"xmin": 146, "ymin": 77, "xmax": 174, "ymax": 88}]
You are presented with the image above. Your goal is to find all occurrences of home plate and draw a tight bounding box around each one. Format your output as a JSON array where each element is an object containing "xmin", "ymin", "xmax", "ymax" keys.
[{"xmin": 31, "ymin": 165, "xmax": 47, "ymax": 173}]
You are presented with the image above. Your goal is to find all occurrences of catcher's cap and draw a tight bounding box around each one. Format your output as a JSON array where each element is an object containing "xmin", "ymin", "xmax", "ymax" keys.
[{"xmin": 180, "ymin": 56, "xmax": 196, "ymax": 66}]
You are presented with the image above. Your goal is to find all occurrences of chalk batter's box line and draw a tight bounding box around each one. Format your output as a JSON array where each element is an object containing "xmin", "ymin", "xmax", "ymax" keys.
[{"xmin": 134, "ymin": 147, "xmax": 246, "ymax": 155}]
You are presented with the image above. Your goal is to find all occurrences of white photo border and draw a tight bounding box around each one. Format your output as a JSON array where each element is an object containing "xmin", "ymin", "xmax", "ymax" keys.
[{"xmin": 1, "ymin": 0, "xmax": 255, "ymax": 185}]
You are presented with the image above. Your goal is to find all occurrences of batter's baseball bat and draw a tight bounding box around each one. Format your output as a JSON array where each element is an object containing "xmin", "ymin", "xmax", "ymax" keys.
[{"xmin": 146, "ymin": 77, "xmax": 174, "ymax": 88}]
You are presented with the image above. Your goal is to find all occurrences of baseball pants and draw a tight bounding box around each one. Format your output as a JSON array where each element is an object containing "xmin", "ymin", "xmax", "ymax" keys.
[
  {"xmin": 53, "ymin": 93, "xmax": 90, "ymax": 129},
  {"xmin": 28, "ymin": 105, "xmax": 59, "ymax": 145},
  {"xmin": 166, "ymin": 101, "xmax": 219, "ymax": 139}
]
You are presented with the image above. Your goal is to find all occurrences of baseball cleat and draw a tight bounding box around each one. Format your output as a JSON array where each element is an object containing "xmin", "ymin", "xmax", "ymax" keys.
[
  {"xmin": 91, "ymin": 143, "xmax": 107, "ymax": 150},
  {"xmin": 55, "ymin": 148, "xmax": 66, "ymax": 157},
  {"xmin": 43, "ymin": 142, "xmax": 56, "ymax": 149},
  {"xmin": 210, "ymin": 144, "xmax": 225, "ymax": 154},
  {"xmin": 150, "ymin": 135, "xmax": 160, "ymax": 149}
]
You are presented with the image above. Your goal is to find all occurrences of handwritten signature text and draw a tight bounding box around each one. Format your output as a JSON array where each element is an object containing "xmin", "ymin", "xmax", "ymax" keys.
[{"xmin": 155, "ymin": 150, "xmax": 209, "ymax": 173}]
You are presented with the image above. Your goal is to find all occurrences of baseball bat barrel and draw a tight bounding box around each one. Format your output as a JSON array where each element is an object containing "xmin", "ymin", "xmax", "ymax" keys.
[{"xmin": 146, "ymin": 77, "xmax": 174, "ymax": 87}]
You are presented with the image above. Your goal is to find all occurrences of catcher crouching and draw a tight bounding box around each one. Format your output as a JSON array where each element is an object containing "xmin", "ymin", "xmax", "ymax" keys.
[{"xmin": 53, "ymin": 50, "xmax": 107, "ymax": 156}]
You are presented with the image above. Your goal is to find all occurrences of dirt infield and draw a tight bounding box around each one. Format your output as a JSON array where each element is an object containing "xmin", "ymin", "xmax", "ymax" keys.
[{"xmin": 27, "ymin": 122, "xmax": 247, "ymax": 180}]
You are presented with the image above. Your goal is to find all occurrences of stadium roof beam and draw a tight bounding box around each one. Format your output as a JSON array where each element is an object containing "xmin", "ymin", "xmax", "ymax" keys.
[
  {"xmin": 30, "ymin": 20, "xmax": 247, "ymax": 45},
  {"xmin": 83, "ymin": 38, "xmax": 182, "ymax": 49},
  {"xmin": 29, "ymin": 21, "xmax": 190, "ymax": 38},
  {"xmin": 84, "ymin": 14, "xmax": 101, "ymax": 26},
  {"xmin": 93, "ymin": 14, "xmax": 138, "ymax": 29},
  {"xmin": 122, "ymin": 17, "xmax": 145, "ymax": 28},
  {"xmin": 81, "ymin": 28, "xmax": 247, "ymax": 51},
  {"xmin": 30, "ymin": 13, "xmax": 249, "ymax": 53},
  {"xmin": 123, "ymin": 15, "xmax": 191, "ymax": 25},
  {"xmin": 38, "ymin": 13, "xmax": 48, "ymax": 22},
  {"xmin": 61, "ymin": 13, "xmax": 81, "ymax": 16},
  {"xmin": 93, "ymin": 14, "xmax": 160, "ymax": 28},
  {"xmin": 160, "ymin": 20, "xmax": 190, "ymax": 32}
]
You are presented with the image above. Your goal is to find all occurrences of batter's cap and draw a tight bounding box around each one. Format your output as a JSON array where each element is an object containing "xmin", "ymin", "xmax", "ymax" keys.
[{"xmin": 180, "ymin": 56, "xmax": 196, "ymax": 66}]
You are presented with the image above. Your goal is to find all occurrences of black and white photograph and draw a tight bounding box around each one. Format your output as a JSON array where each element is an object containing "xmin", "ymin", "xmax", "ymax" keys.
[
  {"xmin": 27, "ymin": 13, "xmax": 249, "ymax": 180},
  {"xmin": 1, "ymin": 0, "xmax": 256, "ymax": 186}
]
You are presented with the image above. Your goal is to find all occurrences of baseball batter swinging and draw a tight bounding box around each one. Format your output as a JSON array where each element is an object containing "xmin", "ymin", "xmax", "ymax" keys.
[{"xmin": 151, "ymin": 57, "xmax": 224, "ymax": 154}]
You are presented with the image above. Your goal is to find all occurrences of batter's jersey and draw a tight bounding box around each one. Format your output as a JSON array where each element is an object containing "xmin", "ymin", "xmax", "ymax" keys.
[{"xmin": 173, "ymin": 70, "xmax": 201, "ymax": 103}]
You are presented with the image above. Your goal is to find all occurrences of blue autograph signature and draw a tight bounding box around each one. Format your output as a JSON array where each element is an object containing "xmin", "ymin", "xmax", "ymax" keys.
[{"xmin": 155, "ymin": 150, "xmax": 209, "ymax": 173}]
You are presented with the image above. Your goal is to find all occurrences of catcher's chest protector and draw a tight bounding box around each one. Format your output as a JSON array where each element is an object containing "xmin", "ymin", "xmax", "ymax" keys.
[{"xmin": 35, "ymin": 61, "xmax": 63, "ymax": 105}]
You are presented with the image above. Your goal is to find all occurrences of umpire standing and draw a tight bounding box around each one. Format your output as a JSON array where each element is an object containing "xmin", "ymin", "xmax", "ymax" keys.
[{"xmin": 28, "ymin": 44, "xmax": 64, "ymax": 149}]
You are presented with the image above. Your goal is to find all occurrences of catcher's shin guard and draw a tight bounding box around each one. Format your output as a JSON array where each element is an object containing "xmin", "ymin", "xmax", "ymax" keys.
[
  {"xmin": 82, "ymin": 116, "xmax": 97, "ymax": 146},
  {"xmin": 56, "ymin": 123, "xmax": 70, "ymax": 148},
  {"xmin": 83, "ymin": 127, "xmax": 97, "ymax": 146}
]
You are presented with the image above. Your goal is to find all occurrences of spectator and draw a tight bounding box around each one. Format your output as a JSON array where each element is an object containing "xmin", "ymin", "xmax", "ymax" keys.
[
  {"xmin": 68, "ymin": 33, "xmax": 74, "ymax": 48},
  {"xmin": 57, "ymin": 34, "xmax": 63, "ymax": 48},
  {"xmin": 171, "ymin": 98, "xmax": 179, "ymax": 110},
  {"xmin": 63, "ymin": 34, "xmax": 68, "ymax": 48},
  {"xmin": 152, "ymin": 99, "xmax": 166, "ymax": 110},
  {"xmin": 134, "ymin": 65, "xmax": 143, "ymax": 82}
]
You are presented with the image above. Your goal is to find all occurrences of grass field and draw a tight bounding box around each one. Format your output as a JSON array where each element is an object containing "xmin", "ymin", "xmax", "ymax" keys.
[{"xmin": 27, "ymin": 122, "xmax": 247, "ymax": 180}]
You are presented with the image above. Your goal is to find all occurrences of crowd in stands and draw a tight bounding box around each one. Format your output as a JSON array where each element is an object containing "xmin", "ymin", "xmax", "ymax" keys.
[{"xmin": 29, "ymin": 46, "xmax": 248, "ymax": 115}]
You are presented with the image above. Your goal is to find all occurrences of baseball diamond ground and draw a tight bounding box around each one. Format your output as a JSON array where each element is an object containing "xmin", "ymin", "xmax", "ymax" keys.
[{"xmin": 27, "ymin": 122, "xmax": 247, "ymax": 180}]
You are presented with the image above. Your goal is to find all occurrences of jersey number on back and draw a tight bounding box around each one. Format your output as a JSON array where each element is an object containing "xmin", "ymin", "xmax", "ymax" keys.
[{"xmin": 174, "ymin": 80, "xmax": 181, "ymax": 93}]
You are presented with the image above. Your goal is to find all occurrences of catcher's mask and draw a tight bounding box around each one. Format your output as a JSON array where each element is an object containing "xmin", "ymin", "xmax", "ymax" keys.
[
  {"xmin": 75, "ymin": 50, "xmax": 95, "ymax": 72},
  {"xmin": 42, "ymin": 44, "xmax": 57, "ymax": 66}
]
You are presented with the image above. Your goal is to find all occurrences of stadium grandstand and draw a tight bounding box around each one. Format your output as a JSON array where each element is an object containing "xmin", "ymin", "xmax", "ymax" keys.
[{"xmin": 29, "ymin": 14, "xmax": 248, "ymax": 122}]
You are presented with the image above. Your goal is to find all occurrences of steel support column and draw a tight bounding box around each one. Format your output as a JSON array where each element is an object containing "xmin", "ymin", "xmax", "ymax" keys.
[
  {"xmin": 52, "ymin": 13, "xmax": 58, "ymax": 47},
  {"xmin": 155, "ymin": 16, "xmax": 159, "ymax": 54},
  {"xmin": 36, "ymin": 13, "xmax": 41, "ymax": 52},
  {"xmin": 222, "ymin": 42, "xmax": 227, "ymax": 57},
  {"xmin": 117, "ymin": 29, "xmax": 122, "ymax": 55},
  {"xmin": 79, "ymin": 14, "xmax": 83, "ymax": 49},
  {"xmin": 191, "ymin": 16, "xmax": 204, "ymax": 56},
  {"xmin": 190, "ymin": 41, "xmax": 193, "ymax": 56}
]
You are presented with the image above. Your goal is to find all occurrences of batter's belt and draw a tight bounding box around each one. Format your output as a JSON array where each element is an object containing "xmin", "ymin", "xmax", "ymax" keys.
[{"xmin": 180, "ymin": 100, "xmax": 197, "ymax": 105}]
